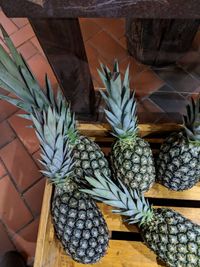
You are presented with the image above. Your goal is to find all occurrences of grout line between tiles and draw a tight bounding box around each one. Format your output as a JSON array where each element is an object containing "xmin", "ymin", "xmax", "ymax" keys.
[
  {"xmin": 0, "ymin": 218, "xmax": 17, "ymax": 248},
  {"xmin": 88, "ymin": 35, "xmax": 128, "ymax": 65},
  {"xmin": 0, "ymin": 134, "xmax": 41, "ymax": 219}
]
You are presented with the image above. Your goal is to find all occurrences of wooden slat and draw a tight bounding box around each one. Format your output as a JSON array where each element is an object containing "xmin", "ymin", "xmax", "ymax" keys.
[
  {"xmin": 99, "ymin": 204, "xmax": 200, "ymax": 233},
  {"xmin": 59, "ymin": 240, "xmax": 163, "ymax": 267},
  {"xmin": 77, "ymin": 123, "xmax": 182, "ymax": 137},
  {"xmin": 34, "ymin": 123, "xmax": 200, "ymax": 267},
  {"xmin": 146, "ymin": 182, "xmax": 200, "ymax": 201}
]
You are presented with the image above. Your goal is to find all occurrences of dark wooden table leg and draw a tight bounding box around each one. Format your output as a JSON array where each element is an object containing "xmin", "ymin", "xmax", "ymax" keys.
[
  {"xmin": 126, "ymin": 19, "xmax": 200, "ymax": 67},
  {"xmin": 29, "ymin": 18, "xmax": 96, "ymax": 120}
]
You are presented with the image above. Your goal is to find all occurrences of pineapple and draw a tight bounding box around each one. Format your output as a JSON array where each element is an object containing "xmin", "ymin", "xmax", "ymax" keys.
[
  {"xmin": 98, "ymin": 62, "xmax": 155, "ymax": 192},
  {"xmin": 31, "ymin": 106, "xmax": 109, "ymax": 264},
  {"xmin": 0, "ymin": 25, "xmax": 110, "ymax": 181},
  {"xmin": 157, "ymin": 95, "xmax": 200, "ymax": 191},
  {"xmin": 82, "ymin": 174, "xmax": 200, "ymax": 267}
]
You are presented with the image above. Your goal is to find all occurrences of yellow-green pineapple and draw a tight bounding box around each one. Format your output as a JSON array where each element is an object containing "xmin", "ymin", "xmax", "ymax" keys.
[
  {"xmin": 98, "ymin": 62, "xmax": 155, "ymax": 192},
  {"xmin": 0, "ymin": 25, "xmax": 111, "ymax": 181},
  {"xmin": 157, "ymin": 95, "xmax": 200, "ymax": 190},
  {"xmin": 31, "ymin": 107, "xmax": 109, "ymax": 263},
  {"xmin": 83, "ymin": 174, "xmax": 200, "ymax": 267}
]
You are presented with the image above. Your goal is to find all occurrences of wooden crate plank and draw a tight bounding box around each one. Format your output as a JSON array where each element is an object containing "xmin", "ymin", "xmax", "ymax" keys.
[
  {"xmin": 34, "ymin": 181, "xmax": 53, "ymax": 267},
  {"xmin": 77, "ymin": 123, "xmax": 182, "ymax": 138},
  {"xmin": 34, "ymin": 182, "xmax": 200, "ymax": 267},
  {"xmin": 99, "ymin": 204, "xmax": 200, "ymax": 232},
  {"xmin": 146, "ymin": 183, "xmax": 200, "ymax": 201},
  {"xmin": 59, "ymin": 240, "xmax": 163, "ymax": 267}
]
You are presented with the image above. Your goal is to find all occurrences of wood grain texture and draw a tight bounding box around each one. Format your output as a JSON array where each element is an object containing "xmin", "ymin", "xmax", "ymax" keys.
[
  {"xmin": 30, "ymin": 18, "xmax": 95, "ymax": 118},
  {"xmin": 34, "ymin": 182, "xmax": 200, "ymax": 267},
  {"xmin": 126, "ymin": 19, "xmax": 200, "ymax": 66},
  {"xmin": 77, "ymin": 122, "xmax": 182, "ymax": 138},
  {"xmin": 2, "ymin": 0, "xmax": 200, "ymax": 18},
  {"xmin": 34, "ymin": 123, "xmax": 200, "ymax": 267}
]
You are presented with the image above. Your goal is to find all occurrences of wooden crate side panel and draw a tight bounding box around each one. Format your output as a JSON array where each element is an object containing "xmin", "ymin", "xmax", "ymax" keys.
[
  {"xmin": 77, "ymin": 123, "xmax": 182, "ymax": 138},
  {"xmin": 59, "ymin": 240, "xmax": 163, "ymax": 267},
  {"xmin": 34, "ymin": 182, "xmax": 59, "ymax": 267},
  {"xmin": 100, "ymin": 204, "xmax": 200, "ymax": 232},
  {"xmin": 146, "ymin": 183, "xmax": 200, "ymax": 201}
]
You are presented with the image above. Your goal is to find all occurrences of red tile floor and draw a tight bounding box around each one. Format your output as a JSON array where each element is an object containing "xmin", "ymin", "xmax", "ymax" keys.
[{"xmin": 0, "ymin": 10, "xmax": 200, "ymax": 265}]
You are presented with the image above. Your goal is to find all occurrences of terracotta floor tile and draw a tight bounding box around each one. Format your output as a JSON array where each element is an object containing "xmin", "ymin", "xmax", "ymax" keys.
[
  {"xmin": 0, "ymin": 176, "xmax": 33, "ymax": 232},
  {"xmin": 79, "ymin": 18, "xmax": 101, "ymax": 41},
  {"xmin": 12, "ymin": 217, "xmax": 39, "ymax": 259},
  {"xmin": 0, "ymin": 121, "xmax": 16, "ymax": 149},
  {"xmin": 30, "ymin": 36, "xmax": 44, "ymax": 56},
  {"xmin": 178, "ymin": 51, "xmax": 200, "ymax": 82},
  {"xmin": 27, "ymin": 54, "xmax": 57, "ymax": 88},
  {"xmin": 0, "ymin": 221, "xmax": 15, "ymax": 254},
  {"xmin": 0, "ymin": 11, "xmax": 18, "ymax": 35},
  {"xmin": 24, "ymin": 178, "xmax": 45, "ymax": 217},
  {"xmin": 149, "ymin": 91, "xmax": 187, "ymax": 115},
  {"xmin": 133, "ymin": 69, "xmax": 165, "ymax": 99},
  {"xmin": 94, "ymin": 18, "xmax": 125, "ymax": 39},
  {"xmin": 119, "ymin": 36, "xmax": 127, "ymax": 49},
  {"xmin": 10, "ymin": 24, "xmax": 35, "ymax": 48},
  {"xmin": 32, "ymin": 150, "xmax": 43, "ymax": 170},
  {"xmin": 0, "ymin": 99, "xmax": 19, "ymax": 123},
  {"xmin": 0, "ymin": 161, "xmax": 7, "ymax": 178},
  {"xmin": 137, "ymin": 98, "xmax": 164, "ymax": 123},
  {"xmin": 89, "ymin": 30, "xmax": 127, "ymax": 64},
  {"xmin": 0, "ymin": 139, "xmax": 41, "ymax": 192},
  {"xmin": 120, "ymin": 56, "xmax": 148, "ymax": 89},
  {"xmin": 17, "ymin": 41, "xmax": 38, "ymax": 60},
  {"xmin": 85, "ymin": 43, "xmax": 110, "ymax": 88},
  {"xmin": 154, "ymin": 65, "xmax": 200, "ymax": 95},
  {"xmin": 8, "ymin": 111, "xmax": 39, "ymax": 154},
  {"xmin": 11, "ymin": 18, "xmax": 29, "ymax": 29}
]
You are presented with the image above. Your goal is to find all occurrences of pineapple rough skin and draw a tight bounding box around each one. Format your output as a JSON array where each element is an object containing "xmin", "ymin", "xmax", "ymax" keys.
[
  {"xmin": 73, "ymin": 135, "xmax": 111, "ymax": 180},
  {"xmin": 111, "ymin": 137, "xmax": 155, "ymax": 192},
  {"xmin": 157, "ymin": 132, "xmax": 200, "ymax": 191},
  {"xmin": 141, "ymin": 208, "xmax": 200, "ymax": 267},
  {"xmin": 52, "ymin": 186, "xmax": 109, "ymax": 264}
]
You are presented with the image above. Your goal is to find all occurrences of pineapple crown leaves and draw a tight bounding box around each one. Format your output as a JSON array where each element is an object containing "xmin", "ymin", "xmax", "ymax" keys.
[
  {"xmin": 31, "ymin": 106, "xmax": 75, "ymax": 185},
  {"xmin": 183, "ymin": 95, "xmax": 200, "ymax": 143},
  {"xmin": 98, "ymin": 60, "xmax": 138, "ymax": 140},
  {"xmin": 0, "ymin": 25, "xmax": 51, "ymax": 113},
  {"xmin": 81, "ymin": 173, "xmax": 154, "ymax": 226},
  {"xmin": 0, "ymin": 25, "xmax": 78, "ymax": 143}
]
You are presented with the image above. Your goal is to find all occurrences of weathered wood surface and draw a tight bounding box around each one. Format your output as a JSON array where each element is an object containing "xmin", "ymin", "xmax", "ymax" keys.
[
  {"xmin": 34, "ymin": 181, "xmax": 200, "ymax": 267},
  {"xmin": 1, "ymin": 0, "xmax": 200, "ymax": 18},
  {"xmin": 77, "ymin": 122, "xmax": 182, "ymax": 138},
  {"xmin": 34, "ymin": 123, "xmax": 200, "ymax": 267},
  {"xmin": 126, "ymin": 19, "xmax": 200, "ymax": 66},
  {"xmin": 30, "ymin": 18, "xmax": 95, "ymax": 119}
]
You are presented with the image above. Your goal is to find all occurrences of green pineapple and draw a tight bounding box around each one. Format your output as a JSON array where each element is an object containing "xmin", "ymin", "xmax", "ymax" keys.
[
  {"xmin": 0, "ymin": 25, "xmax": 110, "ymax": 181},
  {"xmin": 157, "ymin": 95, "xmax": 200, "ymax": 191},
  {"xmin": 82, "ymin": 174, "xmax": 200, "ymax": 267},
  {"xmin": 31, "ymin": 106, "xmax": 109, "ymax": 264},
  {"xmin": 98, "ymin": 62, "xmax": 155, "ymax": 192}
]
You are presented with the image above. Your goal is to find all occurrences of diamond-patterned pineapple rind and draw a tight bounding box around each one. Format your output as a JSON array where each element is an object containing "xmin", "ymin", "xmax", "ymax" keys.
[
  {"xmin": 141, "ymin": 208, "xmax": 200, "ymax": 267},
  {"xmin": 157, "ymin": 132, "xmax": 200, "ymax": 191},
  {"xmin": 51, "ymin": 188, "xmax": 109, "ymax": 264},
  {"xmin": 111, "ymin": 137, "xmax": 155, "ymax": 192}
]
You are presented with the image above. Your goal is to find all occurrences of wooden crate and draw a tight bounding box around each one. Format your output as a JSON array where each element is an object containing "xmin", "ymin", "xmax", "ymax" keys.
[{"xmin": 34, "ymin": 123, "xmax": 200, "ymax": 267}]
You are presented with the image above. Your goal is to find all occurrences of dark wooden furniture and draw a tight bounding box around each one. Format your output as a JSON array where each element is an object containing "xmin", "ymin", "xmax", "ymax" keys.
[
  {"xmin": 126, "ymin": 19, "xmax": 200, "ymax": 67},
  {"xmin": 1, "ymin": 0, "xmax": 200, "ymax": 117}
]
